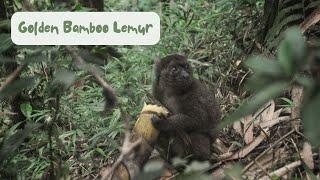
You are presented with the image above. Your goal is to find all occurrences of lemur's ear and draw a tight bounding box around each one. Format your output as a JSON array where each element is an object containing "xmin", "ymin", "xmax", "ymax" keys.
[
  {"xmin": 154, "ymin": 58, "xmax": 162, "ymax": 83},
  {"xmin": 154, "ymin": 57, "xmax": 161, "ymax": 66},
  {"xmin": 154, "ymin": 58, "xmax": 161, "ymax": 72},
  {"xmin": 177, "ymin": 52, "xmax": 186, "ymax": 57}
]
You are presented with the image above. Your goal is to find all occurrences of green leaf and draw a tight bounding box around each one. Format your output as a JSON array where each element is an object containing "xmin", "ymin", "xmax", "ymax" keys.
[
  {"xmin": 280, "ymin": 97, "xmax": 294, "ymax": 107},
  {"xmin": 95, "ymin": 148, "xmax": 107, "ymax": 157},
  {"xmin": 0, "ymin": 77, "xmax": 37, "ymax": 99},
  {"xmin": 278, "ymin": 27, "xmax": 306, "ymax": 76},
  {"xmin": 0, "ymin": 56, "xmax": 16, "ymax": 63},
  {"xmin": 0, "ymin": 33, "xmax": 13, "ymax": 54},
  {"xmin": 74, "ymin": 3, "xmax": 95, "ymax": 12},
  {"xmin": 220, "ymin": 82, "xmax": 289, "ymax": 128},
  {"xmin": 172, "ymin": 157, "xmax": 188, "ymax": 167},
  {"xmin": 245, "ymin": 74, "xmax": 278, "ymax": 91},
  {"xmin": 176, "ymin": 172, "xmax": 213, "ymax": 180},
  {"xmin": 59, "ymin": 131, "xmax": 76, "ymax": 139},
  {"xmin": 143, "ymin": 161, "xmax": 164, "ymax": 172},
  {"xmin": 79, "ymin": 50, "xmax": 106, "ymax": 66},
  {"xmin": 230, "ymin": 141, "xmax": 243, "ymax": 148},
  {"xmin": 79, "ymin": 63, "xmax": 104, "ymax": 76},
  {"xmin": 24, "ymin": 51, "xmax": 47, "ymax": 64},
  {"xmin": 244, "ymin": 56, "xmax": 287, "ymax": 91},
  {"xmin": 224, "ymin": 163, "xmax": 243, "ymax": 180},
  {"xmin": 302, "ymin": 92, "xmax": 320, "ymax": 147},
  {"xmin": 245, "ymin": 56, "xmax": 283, "ymax": 76},
  {"xmin": 185, "ymin": 161, "xmax": 210, "ymax": 173},
  {"xmin": 0, "ymin": 123, "xmax": 40, "ymax": 162},
  {"xmin": 20, "ymin": 103, "xmax": 32, "ymax": 119},
  {"xmin": 295, "ymin": 75, "xmax": 314, "ymax": 90},
  {"xmin": 53, "ymin": 69, "xmax": 76, "ymax": 88},
  {"xmin": 50, "ymin": 69, "xmax": 76, "ymax": 95},
  {"xmin": 0, "ymin": 19, "xmax": 10, "ymax": 30},
  {"xmin": 135, "ymin": 161, "xmax": 164, "ymax": 180}
]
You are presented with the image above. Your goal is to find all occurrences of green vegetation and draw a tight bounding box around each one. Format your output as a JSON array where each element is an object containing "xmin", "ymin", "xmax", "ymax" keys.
[{"xmin": 1, "ymin": 0, "xmax": 320, "ymax": 179}]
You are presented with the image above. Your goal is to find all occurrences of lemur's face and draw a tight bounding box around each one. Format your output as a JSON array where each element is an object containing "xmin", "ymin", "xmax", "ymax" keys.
[{"xmin": 160, "ymin": 55, "xmax": 193, "ymax": 89}]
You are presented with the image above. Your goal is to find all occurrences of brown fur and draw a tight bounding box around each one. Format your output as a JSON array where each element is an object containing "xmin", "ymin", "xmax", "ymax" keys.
[{"xmin": 152, "ymin": 54, "xmax": 221, "ymax": 161}]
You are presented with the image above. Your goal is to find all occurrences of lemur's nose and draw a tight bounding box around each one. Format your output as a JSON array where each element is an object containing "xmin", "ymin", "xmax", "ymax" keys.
[{"xmin": 181, "ymin": 70, "xmax": 189, "ymax": 78}]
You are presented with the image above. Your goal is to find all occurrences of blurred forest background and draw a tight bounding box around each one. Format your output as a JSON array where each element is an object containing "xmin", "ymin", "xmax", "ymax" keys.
[{"xmin": 0, "ymin": 0, "xmax": 320, "ymax": 179}]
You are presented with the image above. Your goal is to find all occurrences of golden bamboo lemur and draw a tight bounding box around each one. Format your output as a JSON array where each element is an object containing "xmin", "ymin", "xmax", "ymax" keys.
[{"xmin": 152, "ymin": 54, "xmax": 221, "ymax": 161}]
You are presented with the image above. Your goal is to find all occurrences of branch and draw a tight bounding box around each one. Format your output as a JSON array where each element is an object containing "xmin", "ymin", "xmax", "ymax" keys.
[
  {"xmin": 0, "ymin": 111, "xmax": 16, "ymax": 116},
  {"xmin": 104, "ymin": 138, "xmax": 142, "ymax": 180},
  {"xmin": 65, "ymin": 46, "xmax": 117, "ymax": 108},
  {"xmin": 242, "ymin": 129, "xmax": 296, "ymax": 174},
  {"xmin": 0, "ymin": 63, "xmax": 27, "ymax": 92},
  {"xmin": 300, "ymin": 7, "xmax": 320, "ymax": 33},
  {"xmin": 261, "ymin": 160, "xmax": 302, "ymax": 179},
  {"xmin": 103, "ymin": 110, "xmax": 142, "ymax": 180},
  {"xmin": 65, "ymin": 46, "xmax": 112, "ymax": 91}
]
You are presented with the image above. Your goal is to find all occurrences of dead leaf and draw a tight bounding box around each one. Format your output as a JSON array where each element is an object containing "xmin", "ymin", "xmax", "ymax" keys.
[
  {"xmin": 300, "ymin": 8, "xmax": 320, "ymax": 33},
  {"xmin": 100, "ymin": 165, "xmax": 112, "ymax": 178},
  {"xmin": 236, "ymin": 60, "xmax": 241, "ymax": 66},
  {"xmin": 253, "ymin": 101, "xmax": 275, "ymax": 126},
  {"xmin": 260, "ymin": 101, "xmax": 275, "ymax": 122},
  {"xmin": 272, "ymin": 108, "xmax": 283, "ymax": 119},
  {"xmin": 218, "ymin": 152, "xmax": 233, "ymax": 161},
  {"xmin": 227, "ymin": 144, "xmax": 236, "ymax": 153},
  {"xmin": 233, "ymin": 120, "xmax": 243, "ymax": 136},
  {"xmin": 243, "ymin": 115, "xmax": 254, "ymax": 144},
  {"xmin": 159, "ymin": 169, "xmax": 174, "ymax": 180},
  {"xmin": 260, "ymin": 161, "xmax": 301, "ymax": 179},
  {"xmin": 291, "ymin": 86, "xmax": 303, "ymax": 121},
  {"xmin": 301, "ymin": 142, "xmax": 314, "ymax": 170},
  {"xmin": 211, "ymin": 167, "xmax": 225, "ymax": 179},
  {"xmin": 259, "ymin": 116, "xmax": 290, "ymax": 129},
  {"xmin": 0, "ymin": 111, "xmax": 16, "ymax": 116},
  {"xmin": 245, "ymin": 148, "xmax": 288, "ymax": 179},
  {"xmin": 214, "ymin": 138, "xmax": 229, "ymax": 154},
  {"xmin": 306, "ymin": 173, "xmax": 314, "ymax": 180},
  {"xmin": 227, "ymin": 132, "xmax": 268, "ymax": 160},
  {"xmin": 211, "ymin": 163, "xmax": 233, "ymax": 179},
  {"xmin": 247, "ymin": 148, "xmax": 287, "ymax": 172}
]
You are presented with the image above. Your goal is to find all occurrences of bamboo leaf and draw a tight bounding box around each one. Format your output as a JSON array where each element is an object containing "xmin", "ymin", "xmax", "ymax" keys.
[
  {"xmin": 302, "ymin": 92, "xmax": 320, "ymax": 147},
  {"xmin": 0, "ymin": 77, "xmax": 37, "ymax": 99},
  {"xmin": 245, "ymin": 56, "xmax": 283, "ymax": 76},
  {"xmin": 0, "ymin": 33, "xmax": 13, "ymax": 54},
  {"xmin": 278, "ymin": 27, "xmax": 306, "ymax": 76}
]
